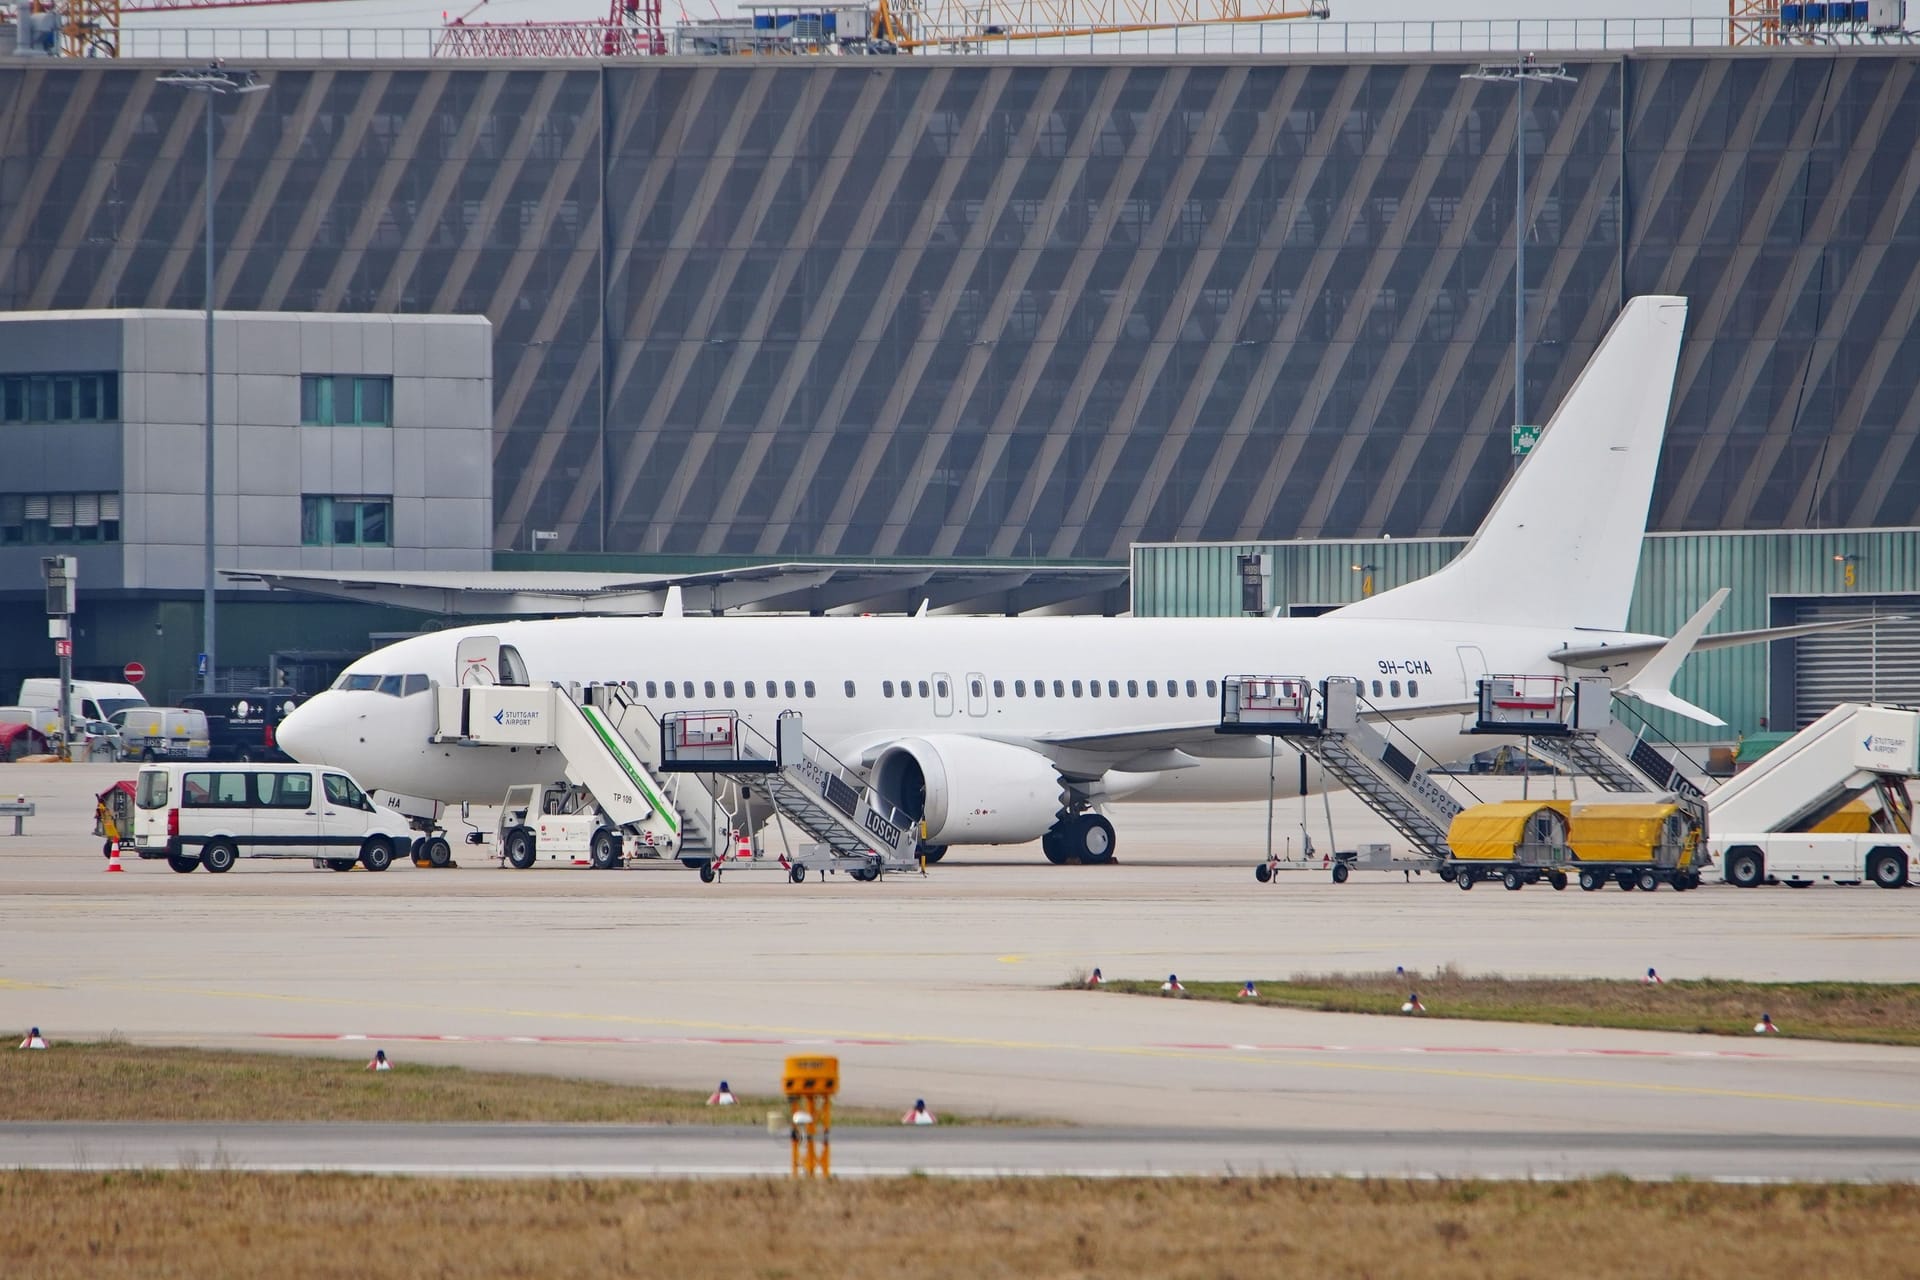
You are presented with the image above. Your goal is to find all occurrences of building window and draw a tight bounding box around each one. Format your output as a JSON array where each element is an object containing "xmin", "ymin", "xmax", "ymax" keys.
[
  {"xmin": 0, "ymin": 492, "xmax": 121, "ymax": 544},
  {"xmin": 301, "ymin": 495, "xmax": 392, "ymax": 547},
  {"xmin": 301, "ymin": 374, "xmax": 393, "ymax": 426},
  {"xmin": 0, "ymin": 372, "xmax": 118, "ymax": 424}
]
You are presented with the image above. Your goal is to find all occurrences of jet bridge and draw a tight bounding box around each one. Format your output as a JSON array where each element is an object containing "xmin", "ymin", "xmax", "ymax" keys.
[
  {"xmin": 657, "ymin": 709, "xmax": 923, "ymax": 882},
  {"xmin": 431, "ymin": 681, "xmax": 725, "ymax": 869}
]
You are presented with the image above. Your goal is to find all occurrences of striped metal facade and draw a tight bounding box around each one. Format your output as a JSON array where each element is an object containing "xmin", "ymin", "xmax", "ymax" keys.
[
  {"xmin": 4, "ymin": 51, "xmax": 1920, "ymax": 559},
  {"xmin": 1132, "ymin": 528, "xmax": 1920, "ymax": 737}
]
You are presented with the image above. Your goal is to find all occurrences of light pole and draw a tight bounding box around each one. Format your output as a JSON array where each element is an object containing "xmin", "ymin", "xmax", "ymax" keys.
[
  {"xmin": 1464, "ymin": 56, "xmax": 1575, "ymax": 457},
  {"xmin": 156, "ymin": 64, "xmax": 268, "ymax": 695}
]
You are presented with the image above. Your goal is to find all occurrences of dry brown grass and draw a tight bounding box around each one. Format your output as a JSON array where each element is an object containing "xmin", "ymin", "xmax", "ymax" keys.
[
  {"xmin": 0, "ymin": 1043, "xmax": 938, "ymax": 1126},
  {"xmin": 1090, "ymin": 969, "xmax": 1920, "ymax": 1045},
  {"xmin": 3, "ymin": 1172, "xmax": 1914, "ymax": 1279}
]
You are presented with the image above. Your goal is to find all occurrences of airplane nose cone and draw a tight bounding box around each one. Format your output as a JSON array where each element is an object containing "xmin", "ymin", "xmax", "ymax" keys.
[{"xmin": 275, "ymin": 698, "xmax": 329, "ymax": 764}]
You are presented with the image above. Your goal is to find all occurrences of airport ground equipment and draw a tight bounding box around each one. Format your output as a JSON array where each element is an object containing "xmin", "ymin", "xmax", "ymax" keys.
[
  {"xmin": 1473, "ymin": 675, "xmax": 1709, "ymax": 890},
  {"xmin": 658, "ymin": 709, "xmax": 922, "ymax": 882},
  {"xmin": 1444, "ymin": 801, "xmax": 1571, "ymax": 891},
  {"xmin": 1706, "ymin": 702, "xmax": 1918, "ymax": 889},
  {"xmin": 1223, "ymin": 675, "xmax": 1470, "ymax": 882},
  {"xmin": 431, "ymin": 680, "xmax": 720, "ymax": 870}
]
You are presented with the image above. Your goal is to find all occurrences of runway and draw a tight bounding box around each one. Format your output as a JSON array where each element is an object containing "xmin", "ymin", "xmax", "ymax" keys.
[
  {"xmin": 5, "ymin": 764, "xmax": 1920, "ymax": 1179},
  {"xmin": 10, "ymin": 1121, "xmax": 1920, "ymax": 1182}
]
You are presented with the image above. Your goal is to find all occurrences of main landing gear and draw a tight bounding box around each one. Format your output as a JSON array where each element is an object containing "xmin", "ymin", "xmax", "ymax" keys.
[{"xmin": 1042, "ymin": 813, "xmax": 1116, "ymax": 865}]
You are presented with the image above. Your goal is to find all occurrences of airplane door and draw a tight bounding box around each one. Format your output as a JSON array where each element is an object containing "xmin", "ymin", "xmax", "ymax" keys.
[
  {"xmin": 455, "ymin": 635, "xmax": 500, "ymax": 686},
  {"xmin": 965, "ymin": 671, "xmax": 988, "ymax": 717},
  {"xmin": 1456, "ymin": 645, "xmax": 1488, "ymax": 732},
  {"xmin": 933, "ymin": 673, "xmax": 955, "ymax": 717}
]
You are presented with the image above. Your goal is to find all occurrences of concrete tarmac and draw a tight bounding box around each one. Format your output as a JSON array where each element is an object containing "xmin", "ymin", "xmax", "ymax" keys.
[{"xmin": 5, "ymin": 763, "xmax": 1920, "ymax": 1178}]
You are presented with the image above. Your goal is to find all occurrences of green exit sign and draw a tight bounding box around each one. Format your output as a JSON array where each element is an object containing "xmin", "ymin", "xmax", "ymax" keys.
[{"xmin": 1510, "ymin": 424, "xmax": 1542, "ymax": 456}]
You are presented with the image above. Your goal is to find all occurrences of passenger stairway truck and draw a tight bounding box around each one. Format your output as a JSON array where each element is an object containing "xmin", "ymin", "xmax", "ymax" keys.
[
  {"xmin": 1222, "ymin": 675, "xmax": 1473, "ymax": 883},
  {"xmin": 1476, "ymin": 675, "xmax": 1710, "ymax": 892},
  {"xmin": 1706, "ymin": 702, "xmax": 1919, "ymax": 890},
  {"xmin": 429, "ymin": 680, "xmax": 723, "ymax": 870},
  {"xmin": 657, "ymin": 708, "xmax": 923, "ymax": 883}
]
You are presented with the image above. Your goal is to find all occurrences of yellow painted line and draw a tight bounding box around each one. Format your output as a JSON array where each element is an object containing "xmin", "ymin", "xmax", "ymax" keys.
[
  {"xmin": 72, "ymin": 978, "xmax": 1920, "ymax": 1115},
  {"xmin": 996, "ymin": 955, "xmax": 1026, "ymax": 964}
]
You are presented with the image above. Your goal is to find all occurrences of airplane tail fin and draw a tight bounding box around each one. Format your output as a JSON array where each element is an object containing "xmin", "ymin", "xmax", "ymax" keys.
[{"xmin": 1337, "ymin": 295, "xmax": 1688, "ymax": 631}]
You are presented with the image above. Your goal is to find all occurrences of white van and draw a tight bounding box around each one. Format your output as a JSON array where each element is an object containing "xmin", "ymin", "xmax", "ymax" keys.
[
  {"xmin": 112, "ymin": 707, "xmax": 211, "ymax": 761},
  {"xmin": 130, "ymin": 763, "xmax": 416, "ymax": 874},
  {"xmin": 19, "ymin": 678, "xmax": 148, "ymax": 724}
]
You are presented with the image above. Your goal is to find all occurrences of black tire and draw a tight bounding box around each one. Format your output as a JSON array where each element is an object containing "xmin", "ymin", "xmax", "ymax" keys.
[
  {"xmin": 1503, "ymin": 868, "xmax": 1524, "ymax": 891},
  {"xmin": 590, "ymin": 828, "xmax": 622, "ymax": 870},
  {"xmin": 1254, "ymin": 863, "xmax": 1272, "ymax": 883},
  {"xmin": 852, "ymin": 866, "xmax": 878, "ymax": 882},
  {"xmin": 789, "ymin": 866, "xmax": 806, "ymax": 883},
  {"xmin": 167, "ymin": 854, "xmax": 198, "ymax": 874},
  {"xmin": 1331, "ymin": 861, "xmax": 1350, "ymax": 884},
  {"xmin": 1041, "ymin": 831, "xmax": 1071, "ymax": 865},
  {"xmin": 325, "ymin": 858, "xmax": 356, "ymax": 872},
  {"xmin": 1636, "ymin": 869, "xmax": 1660, "ymax": 893},
  {"xmin": 504, "ymin": 828, "xmax": 536, "ymax": 870},
  {"xmin": 1617, "ymin": 872, "xmax": 1636, "ymax": 891},
  {"xmin": 1785, "ymin": 879, "xmax": 1812, "ymax": 889},
  {"xmin": 360, "ymin": 838, "xmax": 392, "ymax": 873},
  {"xmin": 1456, "ymin": 869, "xmax": 1475, "ymax": 891},
  {"xmin": 201, "ymin": 840, "xmax": 237, "ymax": 874},
  {"xmin": 1549, "ymin": 870, "xmax": 1568, "ymax": 891},
  {"xmin": 424, "ymin": 837, "xmax": 452, "ymax": 869},
  {"xmin": 1437, "ymin": 865, "xmax": 1456, "ymax": 883},
  {"xmin": 1869, "ymin": 849, "xmax": 1909, "ymax": 889},
  {"xmin": 1068, "ymin": 814, "xmax": 1117, "ymax": 865},
  {"xmin": 918, "ymin": 845, "xmax": 947, "ymax": 865},
  {"xmin": 1579, "ymin": 870, "xmax": 1602, "ymax": 891},
  {"xmin": 1726, "ymin": 847, "xmax": 1764, "ymax": 889},
  {"xmin": 698, "ymin": 863, "xmax": 717, "ymax": 883}
]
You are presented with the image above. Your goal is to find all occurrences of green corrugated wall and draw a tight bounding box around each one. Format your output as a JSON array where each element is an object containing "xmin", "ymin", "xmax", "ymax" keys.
[{"xmin": 1132, "ymin": 529, "xmax": 1920, "ymax": 741}]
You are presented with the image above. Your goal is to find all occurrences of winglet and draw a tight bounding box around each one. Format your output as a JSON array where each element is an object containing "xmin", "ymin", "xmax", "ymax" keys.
[
  {"xmin": 662, "ymin": 585, "xmax": 684, "ymax": 619},
  {"xmin": 1618, "ymin": 588, "xmax": 1729, "ymax": 726}
]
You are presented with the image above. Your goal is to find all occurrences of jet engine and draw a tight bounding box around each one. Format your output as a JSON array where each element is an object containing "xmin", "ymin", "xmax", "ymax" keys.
[{"xmin": 870, "ymin": 735, "xmax": 1064, "ymax": 845}]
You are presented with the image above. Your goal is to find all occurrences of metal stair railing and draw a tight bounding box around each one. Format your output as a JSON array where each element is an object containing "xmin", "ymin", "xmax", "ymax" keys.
[
  {"xmin": 1512, "ymin": 677, "xmax": 1710, "ymax": 827},
  {"xmin": 583, "ymin": 684, "xmax": 724, "ymax": 859}
]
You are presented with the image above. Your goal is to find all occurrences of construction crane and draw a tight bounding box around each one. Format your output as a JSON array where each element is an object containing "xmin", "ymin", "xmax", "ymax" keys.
[
  {"xmin": 45, "ymin": 0, "xmax": 664, "ymax": 58},
  {"xmin": 889, "ymin": 0, "xmax": 1326, "ymax": 49}
]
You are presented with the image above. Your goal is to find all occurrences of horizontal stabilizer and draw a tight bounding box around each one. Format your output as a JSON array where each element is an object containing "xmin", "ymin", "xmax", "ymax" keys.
[
  {"xmin": 1615, "ymin": 588, "xmax": 1728, "ymax": 727},
  {"xmin": 1558, "ymin": 614, "xmax": 1911, "ymax": 671}
]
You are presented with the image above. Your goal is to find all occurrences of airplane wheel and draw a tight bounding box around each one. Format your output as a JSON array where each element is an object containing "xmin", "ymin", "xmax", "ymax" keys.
[
  {"xmin": 1041, "ymin": 831, "xmax": 1071, "ymax": 865},
  {"xmin": 918, "ymin": 846, "xmax": 947, "ymax": 865},
  {"xmin": 1331, "ymin": 862, "xmax": 1350, "ymax": 884},
  {"xmin": 423, "ymin": 837, "xmax": 452, "ymax": 869},
  {"xmin": 1060, "ymin": 814, "xmax": 1115, "ymax": 865},
  {"xmin": 590, "ymin": 828, "xmax": 622, "ymax": 870},
  {"xmin": 505, "ymin": 828, "xmax": 537, "ymax": 870}
]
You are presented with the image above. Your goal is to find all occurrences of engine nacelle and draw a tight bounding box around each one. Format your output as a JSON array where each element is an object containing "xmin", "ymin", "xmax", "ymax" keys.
[{"xmin": 871, "ymin": 735, "xmax": 1063, "ymax": 845}]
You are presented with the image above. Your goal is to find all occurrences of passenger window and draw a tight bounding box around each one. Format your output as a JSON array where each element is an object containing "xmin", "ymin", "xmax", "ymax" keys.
[
  {"xmin": 937, "ymin": 679, "xmax": 950, "ymax": 698},
  {"xmin": 1015, "ymin": 680, "xmax": 1026, "ymax": 697},
  {"xmin": 646, "ymin": 681, "xmax": 658, "ymax": 698},
  {"xmin": 1146, "ymin": 680, "xmax": 1157, "ymax": 697},
  {"xmin": 883, "ymin": 681, "xmax": 895, "ymax": 698},
  {"xmin": 972, "ymin": 680, "xmax": 984, "ymax": 698},
  {"xmin": 723, "ymin": 681, "xmax": 735, "ymax": 698},
  {"xmin": 402, "ymin": 674, "xmax": 430, "ymax": 697},
  {"xmin": 1089, "ymin": 680, "xmax": 1101, "ymax": 698},
  {"xmin": 784, "ymin": 681, "xmax": 796, "ymax": 698},
  {"xmin": 1408, "ymin": 679, "xmax": 1419, "ymax": 697},
  {"xmin": 744, "ymin": 681, "xmax": 755, "ymax": 698},
  {"xmin": 918, "ymin": 680, "xmax": 930, "ymax": 698},
  {"xmin": 1053, "ymin": 680, "xmax": 1065, "ymax": 698},
  {"xmin": 1390, "ymin": 680, "xmax": 1401, "ymax": 697},
  {"xmin": 1206, "ymin": 680, "xmax": 1217, "ymax": 697},
  {"xmin": 1372, "ymin": 680, "xmax": 1383, "ymax": 698},
  {"xmin": 1072, "ymin": 680, "xmax": 1083, "ymax": 697},
  {"xmin": 214, "ymin": 773, "xmax": 248, "ymax": 805},
  {"xmin": 804, "ymin": 681, "xmax": 816, "ymax": 698},
  {"xmin": 844, "ymin": 680, "xmax": 856, "ymax": 697},
  {"xmin": 704, "ymin": 681, "xmax": 716, "ymax": 698},
  {"xmin": 990, "ymin": 680, "xmax": 1001, "ymax": 698},
  {"xmin": 1185, "ymin": 679, "xmax": 1198, "ymax": 697}
]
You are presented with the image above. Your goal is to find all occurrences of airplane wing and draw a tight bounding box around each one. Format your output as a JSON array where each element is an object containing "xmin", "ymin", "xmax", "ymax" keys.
[{"xmin": 1555, "ymin": 614, "xmax": 1908, "ymax": 671}]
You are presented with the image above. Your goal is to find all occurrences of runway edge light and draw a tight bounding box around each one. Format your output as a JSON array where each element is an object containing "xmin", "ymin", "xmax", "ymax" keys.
[
  {"xmin": 1753, "ymin": 1013, "xmax": 1778, "ymax": 1034},
  {"xmin": 1086, "ymin": 967, "xmax": 1104, "ymax": 986},
  {"xmin": 1238, "ymin": 980, "xmax": 1258, "ymax": 998},
  {"xmin": 1160, "ymin": 974, "xmax": 1184, "ymax": 995},
  {"xmin": 1644, "ymin": 967, "xmax": 1663, "ymax": 985},
  {"xmin": 19, "ymin": 1027, "xmax": 47, "ymax": 1050},
  {"xmin": 367, "ymin": 1048, "xmax": 392, "ymax": 1070},
  {"xmin": 902, "ymin": 1099, "xmax": 936, "ymax": 1125},
  {"xmin": 708, "ymin": 1081, "xmax": 736, "ymax": 1106},
  {"xmin": 1402, "ymin": 993, "xmax": 1425, "ymax": 1015}
]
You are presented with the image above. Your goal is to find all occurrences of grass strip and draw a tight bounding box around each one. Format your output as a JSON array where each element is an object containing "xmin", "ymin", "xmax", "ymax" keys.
[
  {"xmin": 0, "ymin": 1042, "xmax": 1004, "ymax": 1125},
  {"xmin": 4, "ymin": 1172, "xmax": 1917, "ymax": 1279},
  {"xmin": 1080, "ymin": 969, "xmax": 1920, "ymax": 1046}
]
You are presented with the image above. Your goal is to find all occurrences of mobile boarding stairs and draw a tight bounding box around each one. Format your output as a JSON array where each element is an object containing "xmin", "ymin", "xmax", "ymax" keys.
[{"xmin": 1219, "ymin": 674, "xmax": 1709, "ymax": 887}]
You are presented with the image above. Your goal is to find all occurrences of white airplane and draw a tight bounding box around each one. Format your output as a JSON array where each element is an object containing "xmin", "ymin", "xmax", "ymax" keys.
[{"xmin": 276, "ymin": 296, "xmax": 1851, "ymax": 864}]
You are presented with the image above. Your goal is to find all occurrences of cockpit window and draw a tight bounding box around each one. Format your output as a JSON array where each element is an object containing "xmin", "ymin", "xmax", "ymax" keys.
[
  {"xmin": 335, "ymin": 673, "xmax": 382, "ymax": 692},
  {"xmin": 377, "ymin": 675, "xmax": 405, "ymax": 697},
  {"xmin": 334, "ymin": 672, "xmax": 431, "ymax": 697},
  {"xmin": 402, "ymin": 674, "xmax": 430, "ymax": 697}
]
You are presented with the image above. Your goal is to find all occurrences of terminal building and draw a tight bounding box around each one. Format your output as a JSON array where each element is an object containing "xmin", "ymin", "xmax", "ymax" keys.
[{"xmin": 0, "ymin": 41, "xmax": 1916, "ymax": 725}]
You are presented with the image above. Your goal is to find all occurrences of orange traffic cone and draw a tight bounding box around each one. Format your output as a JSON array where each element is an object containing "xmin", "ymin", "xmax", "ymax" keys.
[
  {"xmin": 19, "ymin": 1027, "xmax": 48, "ymax": 1050},
  {"xmin": 366, "ymin": 1048, "xmax": 392, "ymax": 1070},
  {"xmin": 901, "ymin": 1099, "xmax": 935, "ymax": 1125},
  {"xmin": 707, "ymin": 1081, "xmax": 736, "ymax": 1106},
  {"xmin": 734, "ymin": 831, "xmax": 753, "ymax": 861},
  {"xmin": 103, "ymin": 844, "xmax": 124, "ymax": 873}
]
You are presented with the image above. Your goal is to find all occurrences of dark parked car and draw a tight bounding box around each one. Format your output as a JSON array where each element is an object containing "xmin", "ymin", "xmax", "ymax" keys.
[{"xmin": 178, "ymin": 690, "xmax": 307, "ymax": 763}]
